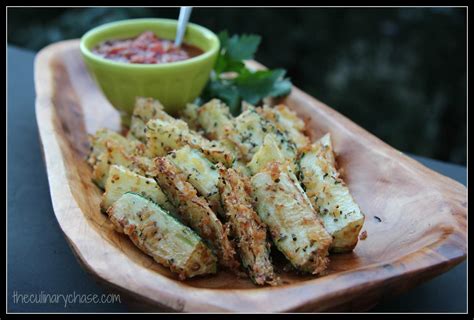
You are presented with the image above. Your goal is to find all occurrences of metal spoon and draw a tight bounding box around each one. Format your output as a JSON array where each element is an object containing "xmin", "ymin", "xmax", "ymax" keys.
[{"xmin": 174, "ymin": 7, "xmax": 193, "ymax": 47}]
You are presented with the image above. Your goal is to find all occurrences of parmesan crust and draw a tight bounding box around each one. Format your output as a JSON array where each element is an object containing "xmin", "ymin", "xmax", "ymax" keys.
[
  {"xmin": 217, "ymin": 165, "xmax": 278, "ymax": 285},
  {"xmin": 299, "ymin": 134, "xmax": 365, "ymax": 253},
  {"xmin": 153, "ymin": 157, "xmax": 240, "ymax": 271},
  {"xmin": 87, "ymin": 98, "xmax": 367, "ymax": 284},
  {"xmin": 108, "ymin": 193, "xmax": 217, "ymax": 279},
  {"xmin": 251, "ymin": 161, "xmax": 333, "ymax": 275}
]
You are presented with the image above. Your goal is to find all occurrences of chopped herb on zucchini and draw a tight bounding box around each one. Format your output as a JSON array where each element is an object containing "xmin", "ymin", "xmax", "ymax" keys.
[{"xmin": 107, "ymin": 192, "xmax": 217, "ymax": 279}]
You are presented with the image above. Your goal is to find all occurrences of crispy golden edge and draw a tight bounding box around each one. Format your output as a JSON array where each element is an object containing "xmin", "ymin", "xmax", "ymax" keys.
[
  {"xmin": 258, "ymin": 161, "xmax": 333, "ymax": 275},
  {"xmin": 258, "ymin": 104, "xmax": 310, "ymax": 151},
  {"xmin": 100, "ymin": 164, "xmax": 174, "ymax": 214},
  {"xmin": 299, "ymin": 134, "xmax": 364, "ymax": 253},
  {"xmin": 107, "ymin": 196, "xmax": 217, "ymax": 280},
  {"xmin": 91, "ymin": 139, "xmax": 155, "ymax": 189},
  {"xmin": 196, "ymin": 99, "xmax": 234, "ymax": 140},
  {"xmin": 178, "ymin": 103, "xmax": 201, "ymax": 131},
  {"xmin": 145, "ymin": 119, "xmax": 235, "ymax": 167},
  {"xmin": 167, "ymin": 147, "xmax": 224, "ymax": 217},
  {"xmin": 217, "ymin": 165, "xmax": 278, "ymax": 286},
  {"xmin": 87, "ymin": 128, "xmax": 145, "ymax": 166},
  {"xmin": 152, "ymin": 157, "xmax": 240, "ymax": 271}
]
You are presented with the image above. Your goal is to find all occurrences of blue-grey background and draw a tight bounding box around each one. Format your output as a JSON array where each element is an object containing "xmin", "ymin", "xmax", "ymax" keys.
[{"xmin": 7, "ymin": 7, "xmax": 467, "ymax": 313}]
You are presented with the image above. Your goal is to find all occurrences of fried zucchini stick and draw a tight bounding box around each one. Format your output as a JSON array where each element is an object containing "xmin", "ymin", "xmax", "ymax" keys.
[
  {"xmin": 128, "ymin": 97, "xmax": 180, "ymax": 141},
  {"xmin": 90, "ymin": 139, "xmax": 153, "ymax": 189},
  {"xmin": 217, "ymin": 165, "xmax": 277, "ymax": 285},
  {"xmin": 108, "ymin": 193, "xmax": 217, "ymax": 280},
  {"xmin": 100, "ymin": 165, "xmax": 175, "ymax": 214},
  {"xmin": 146, "ymin": 119, "xmax": 234, "ymax": 167},
  {"xmin": 258, "ymin": 104, "xmax": 310, "ymax": 150},
  {"xmin": 167, "ymin": 146, "xmax": 223, "ymax": 216},
  {"xmin": 88, "ymin": 128, "xmax": 144, "ymax": 167},
  {"xmin": 299, "ymin": 133, "xmax": 365, "ymax": 253},
  {"xmin": 249, "ymin": 134, "xmax": 332, "ymax": 274},
  {"xmin": 153, "ymin": 157, "xmax": 240, "ymax": 271}
]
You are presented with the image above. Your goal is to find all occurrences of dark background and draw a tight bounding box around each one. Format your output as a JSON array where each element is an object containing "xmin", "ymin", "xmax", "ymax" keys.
[{"xmin": 7, "ymin": 7, "xmax": 467, "ymax": 165}]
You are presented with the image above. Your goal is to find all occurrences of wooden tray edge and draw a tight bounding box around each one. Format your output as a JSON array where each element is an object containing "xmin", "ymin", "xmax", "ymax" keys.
[{"xmin": 33, "ymin": 40, "xmax": 467, "ymax": 312}]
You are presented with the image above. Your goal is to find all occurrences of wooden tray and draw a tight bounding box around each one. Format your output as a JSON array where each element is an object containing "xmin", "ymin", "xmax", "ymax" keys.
[{"xmin": 34, "ymin": 39, "xmax": 467, "ymax": 312}]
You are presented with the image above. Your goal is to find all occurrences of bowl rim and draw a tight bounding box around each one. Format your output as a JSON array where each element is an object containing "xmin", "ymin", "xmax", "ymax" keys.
[{"xmin": 79, "ymin": 18, "xmax": 220, "ymax": 70}]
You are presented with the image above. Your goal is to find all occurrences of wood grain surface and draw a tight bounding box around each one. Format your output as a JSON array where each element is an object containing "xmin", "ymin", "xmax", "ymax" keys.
[{"xmin": 34, "ymin": 40, "xmax": 467, "ymax": 312}]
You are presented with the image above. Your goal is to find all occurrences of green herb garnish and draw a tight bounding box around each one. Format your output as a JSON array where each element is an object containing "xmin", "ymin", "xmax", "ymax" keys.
[{"xmin": 200, "ymin": 31, "xmax": 292, "ymax": 115}]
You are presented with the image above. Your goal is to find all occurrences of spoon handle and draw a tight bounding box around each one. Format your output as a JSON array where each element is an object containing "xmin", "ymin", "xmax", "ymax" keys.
[{"xmin": 174, "ymin": 7, "xmax": 193, "ymax": 47}]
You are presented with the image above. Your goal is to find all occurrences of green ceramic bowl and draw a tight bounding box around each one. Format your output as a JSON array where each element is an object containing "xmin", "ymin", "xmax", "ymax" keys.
[{"xmin": 80, "ymin": 18, "xmax": 219, "ymax": 124}]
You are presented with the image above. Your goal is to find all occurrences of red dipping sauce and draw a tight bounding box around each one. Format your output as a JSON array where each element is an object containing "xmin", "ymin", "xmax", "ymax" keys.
[{"xmin": 92, "ymin": 31, "xmax": 204, "ymax": 64}]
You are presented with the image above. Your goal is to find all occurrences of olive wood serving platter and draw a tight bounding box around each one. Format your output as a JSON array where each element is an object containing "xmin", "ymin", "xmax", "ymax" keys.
[{"xmin": 34, "ymin": 39, "xmax": 467, "ymax": 312}]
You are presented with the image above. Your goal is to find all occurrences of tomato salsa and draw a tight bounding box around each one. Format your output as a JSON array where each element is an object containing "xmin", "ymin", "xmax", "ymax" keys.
[{"xmin": 92, "ymin": 31, "xmax": 204, "ymax": 64}]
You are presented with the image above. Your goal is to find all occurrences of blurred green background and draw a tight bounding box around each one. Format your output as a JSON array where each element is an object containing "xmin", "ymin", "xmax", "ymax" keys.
[{"xmin": 7, "ymin": 7, "xmax": 466, "ymax": 165}]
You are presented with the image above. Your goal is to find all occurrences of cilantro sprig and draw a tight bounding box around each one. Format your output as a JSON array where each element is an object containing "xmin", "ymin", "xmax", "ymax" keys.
[{"xmin": 200, "ymin": 31, "xmax": 292, "ymax": 115}]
